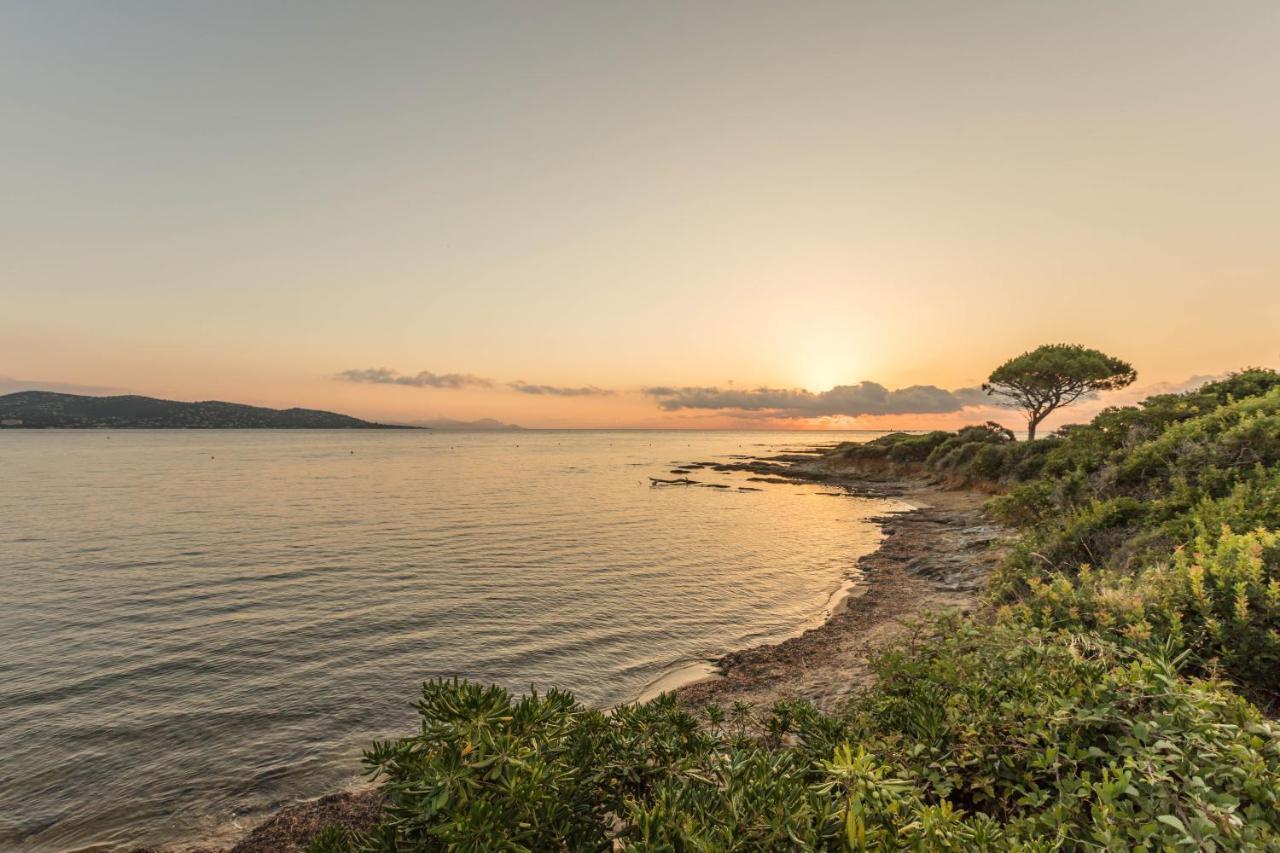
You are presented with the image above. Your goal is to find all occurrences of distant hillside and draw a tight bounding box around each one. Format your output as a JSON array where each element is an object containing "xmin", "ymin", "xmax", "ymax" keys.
[
  {"xmin": 409, "ymin": 417, "xmax": 526, "ymax": 431},
  {"xmin": 0, "ymin": 391, "xmax": 414, "ymax": 429}
]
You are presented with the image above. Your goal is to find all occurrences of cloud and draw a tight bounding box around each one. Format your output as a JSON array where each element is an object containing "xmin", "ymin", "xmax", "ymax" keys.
[
  {"xmin": 643, "ymin": 381, "xmax": 987, "ymax": 418},
  {"xmin": 337, "ymin": 368, "xmax": 493, "ymax": 389},
  {"xmin": 1130, "ymin": 374, "xmax": 1225, "ymax": 398},
  {"xmin": 508, "ymin": 381, "xmax": 614, "ymax": 397},
  {"xmin": 1049, "ymin": 373, "xmax": 1227, "ymax": 413},
  {"xmin": 406, "ymin": 417, "xmax": 525, "ymax": 431},
  {"xmin": 336, "ymin": 368, "xmax": 614, "ymax": 397}
]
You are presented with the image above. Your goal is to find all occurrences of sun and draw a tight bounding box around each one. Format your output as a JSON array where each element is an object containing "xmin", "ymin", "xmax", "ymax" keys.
[
  {"xmin": 792, "ymin": 337, "xmax": 867, "ymax": 392},
  {"xmin": 800, "ymin": 364, "xmax": 846, "ymax": 392}
]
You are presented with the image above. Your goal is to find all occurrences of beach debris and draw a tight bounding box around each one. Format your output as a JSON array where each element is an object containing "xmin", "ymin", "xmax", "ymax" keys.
[{"xmin": 649, "ymin": 476, "xmax": 698, "ymax": 486}]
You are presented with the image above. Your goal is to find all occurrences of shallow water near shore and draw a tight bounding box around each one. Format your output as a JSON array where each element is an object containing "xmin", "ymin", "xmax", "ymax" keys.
[{"xmin": 0, "ymin": 429, "xmax": 894, "ymax": 850}]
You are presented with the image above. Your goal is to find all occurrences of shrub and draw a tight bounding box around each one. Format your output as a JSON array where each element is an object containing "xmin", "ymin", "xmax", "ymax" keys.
[
  {"xmin": 848, "ymin": 619, "xmax": 1280, "ymax": 849},
  {"xmin": 312, "ymin": 624, "xmax": 1280, "ymax": 852},
  {"xmin": 1013, "ymin": 527, "xmax": 1280, "ymax": 704}
]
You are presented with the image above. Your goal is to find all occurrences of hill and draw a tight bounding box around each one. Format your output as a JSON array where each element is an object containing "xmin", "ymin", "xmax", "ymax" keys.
[
  {"xmin": 408, "ymin": 417, "xmax": 525, "ymax": 431},
  {"xmin": 0, "ymin": 391, "xmax": 413, "ymax": 429}
]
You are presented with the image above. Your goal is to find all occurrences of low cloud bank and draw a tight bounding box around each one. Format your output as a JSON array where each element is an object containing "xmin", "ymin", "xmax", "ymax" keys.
[
  {"xmin": 408, "ymin": 417, "xmax": 525, "ymax": 431},
  {"xmin": 643, "ymin": 382, "xmax": 987, "ymax": 418},
  {"xmin": 337, "ymin": 368, "xmax": 615, "ymax": 397},
  {"xmin": 508, "ymin": 381, "xmax": 614, "ymax": 397},
  {"xmin": 337, "ymin": 368, "xmax": 493, "ymax": 389}
]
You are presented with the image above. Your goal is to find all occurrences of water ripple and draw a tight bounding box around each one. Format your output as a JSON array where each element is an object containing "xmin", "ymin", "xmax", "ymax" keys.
[{"xmin": 0, "ymin": 429, "xmax": 891, "ymax": 851}]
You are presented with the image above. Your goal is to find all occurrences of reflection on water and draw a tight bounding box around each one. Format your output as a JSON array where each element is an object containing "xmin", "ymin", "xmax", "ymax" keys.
[{"xmin": 0, "ymin": 429, "xmax": 892, "ymax": 850}]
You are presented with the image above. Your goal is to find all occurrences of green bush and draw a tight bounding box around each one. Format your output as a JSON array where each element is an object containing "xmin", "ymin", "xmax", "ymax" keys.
[
  {"xmin": 313, "ymin": 624, "xmax": 1280, "ymax": 851},
  {"xmin": 359, "ymin": 680, "xmax": 623, "ymax": 849},
  {"xmin": 837, "ymin": 422, "xmax": 1026, "ymax": 485},
  {"xmin": 1012, "ymin": 527, "xmax": 1280, "ymax": 704},
  {"xmin": 848, "ymin": 620, "xmax": 1280, "ymax": 849},
  {"xmin": 986, "ymin": 378, "xmax": 1280, "ymax": 584}
]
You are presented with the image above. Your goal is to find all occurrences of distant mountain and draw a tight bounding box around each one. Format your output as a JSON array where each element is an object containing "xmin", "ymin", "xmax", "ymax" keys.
[
  {"xmin": 409, "ymin": 417, "xmax": 526, "ymax": 431},
  {"xmin": 0, "ymin": 391, "xmax": 414, "ymax": 429}
]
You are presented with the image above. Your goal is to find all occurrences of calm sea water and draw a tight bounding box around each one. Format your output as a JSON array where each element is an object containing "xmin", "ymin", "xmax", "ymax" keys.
[{"xmin": 0, "ymin": 429, "xmax": 897, "ymax": 851}]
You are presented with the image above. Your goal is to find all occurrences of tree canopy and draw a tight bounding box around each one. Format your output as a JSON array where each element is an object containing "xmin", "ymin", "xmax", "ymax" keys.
[{"xmin": 983, "ymin": 344, "xmax": 1136, "ymax": 440}]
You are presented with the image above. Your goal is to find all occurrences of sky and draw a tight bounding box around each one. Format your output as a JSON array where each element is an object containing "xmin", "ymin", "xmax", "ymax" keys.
[{"xmin": 2, "ymin": 1, "xmax": 1278, "ymax": 429}]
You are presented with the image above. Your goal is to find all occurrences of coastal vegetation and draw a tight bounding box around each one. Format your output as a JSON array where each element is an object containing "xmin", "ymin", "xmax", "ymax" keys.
[{"xmin": 308, "ymin": 368, "xmax": 1280, "ymax": 851}]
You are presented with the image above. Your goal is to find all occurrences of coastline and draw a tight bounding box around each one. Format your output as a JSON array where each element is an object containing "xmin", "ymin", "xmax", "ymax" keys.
[
  {"xmin": 672, "ymin": 475, "xmax": 1001, "ymax": 713},
  {"xmin": 152, "ymin": 452, "xmax": 1005, "ymax": 853}
]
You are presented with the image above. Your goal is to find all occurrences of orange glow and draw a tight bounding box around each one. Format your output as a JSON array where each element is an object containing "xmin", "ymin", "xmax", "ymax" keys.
[{"xmin": 2, "ymin": 4, "xmax": 1278, "ymax": 428}]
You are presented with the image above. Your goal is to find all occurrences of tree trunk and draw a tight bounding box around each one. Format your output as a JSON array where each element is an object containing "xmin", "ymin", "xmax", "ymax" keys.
[{"xmin": 1027, "ymin": 415, "xmax": 1043, "ymax": 441}]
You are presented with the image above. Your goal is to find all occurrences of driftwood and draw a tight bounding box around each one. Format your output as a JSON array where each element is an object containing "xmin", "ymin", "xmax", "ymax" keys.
[{"xmin": 649, "ymin": 476, "xmax": 698, "ymax": 486}]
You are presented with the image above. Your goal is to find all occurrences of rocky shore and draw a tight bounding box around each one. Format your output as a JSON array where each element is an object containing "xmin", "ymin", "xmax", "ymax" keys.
[{"xmin": 674, "ymin": 470, "xmax": 1003, "ymax": 712}]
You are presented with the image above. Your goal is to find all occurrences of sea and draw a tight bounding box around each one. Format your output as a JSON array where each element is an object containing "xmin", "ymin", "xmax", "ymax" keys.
[{"xmin": 0, "ymin": 429, "xmax": 902, "ymax": 850}]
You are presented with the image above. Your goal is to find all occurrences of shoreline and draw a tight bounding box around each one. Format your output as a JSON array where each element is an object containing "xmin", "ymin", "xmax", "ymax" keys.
[
  {"xmin": 151, "ymin": 452, "xmax": 1005, "ymax": 853},
  {"xmin": 641, "ymin": 449, "xmax": 1003, "ymax": 713},
  {"xmin": 673, "ymin": 473, "xmax": 1001, "ymax": 713},
  {"xmin": 630, "ymin": 544, "xmax": 880, "ymax": 705},
  {"xmin": 631, "ymin": 543, "xmax": 872, "ymax": 705}
]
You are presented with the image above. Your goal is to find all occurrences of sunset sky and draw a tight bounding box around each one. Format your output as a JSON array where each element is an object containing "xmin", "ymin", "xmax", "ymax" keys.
[{"xmin": 3, "ymin": 2, "xmax": 1278, "ymax": 428}]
